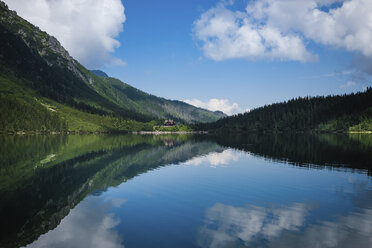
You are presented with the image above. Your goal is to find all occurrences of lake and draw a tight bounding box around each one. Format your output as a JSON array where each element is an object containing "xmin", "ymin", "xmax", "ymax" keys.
[{"xmin": 0, "ymin": 133, "xmax": 371, "ymax": 248}]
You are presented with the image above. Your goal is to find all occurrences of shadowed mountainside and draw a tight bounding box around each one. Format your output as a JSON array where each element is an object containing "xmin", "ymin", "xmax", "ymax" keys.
[{"xmin": 0, "ymin": 1, "xmax": 225, "ymax": 133}]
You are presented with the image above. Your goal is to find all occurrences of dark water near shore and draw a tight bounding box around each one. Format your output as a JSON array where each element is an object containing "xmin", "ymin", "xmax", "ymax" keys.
[{"xmin": 0, "ymin": 133, "xmax": 371, "ymax": 248}]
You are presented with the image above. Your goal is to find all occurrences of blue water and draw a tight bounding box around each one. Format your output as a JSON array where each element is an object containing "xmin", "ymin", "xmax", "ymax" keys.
[
  {"xmin": 28, "ymin": 150, "xmax": 372, "ymax": 247},
  {"xmin": 1, "ymin": 134, "xmax": 371, "ymax": 247}
]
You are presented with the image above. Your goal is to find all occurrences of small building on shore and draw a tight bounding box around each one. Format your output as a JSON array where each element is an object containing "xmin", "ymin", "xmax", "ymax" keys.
[{"xmin": 164, "ymin": 119, "xmax": 176, "ymax": 126}]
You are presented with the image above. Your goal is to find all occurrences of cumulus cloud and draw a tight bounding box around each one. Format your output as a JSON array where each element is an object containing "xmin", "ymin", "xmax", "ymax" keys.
[
  {"xmin": 4, "ymin": 0, "xmax": 126, "ymax": 68},
  {"xmin": 193, "ymin": 0, "xmax": 372, "ymax": 63},
  {"xmin": 193, "ymin": 2, "xmax": 317, "ymax": 62},
  {"xmin": 183, "ymin": 98, "xmax": 248, "ymax": 115},
  {"xmin": 184, "ymin": 149, "xmax": 243, "ymax": 167}
]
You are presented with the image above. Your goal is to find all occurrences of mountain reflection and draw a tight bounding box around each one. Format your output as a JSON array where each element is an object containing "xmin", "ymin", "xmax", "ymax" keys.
[
  {"xmin": 0, "ymin": 134, "xmax": 222, "ymax": 248},
  {"xmin": 206, "ymin": 133, "xmax": 372, "ymax": 175},
  {"xmin": 1, "ymin": 133, "xmax": 372, "ymax": 247}
]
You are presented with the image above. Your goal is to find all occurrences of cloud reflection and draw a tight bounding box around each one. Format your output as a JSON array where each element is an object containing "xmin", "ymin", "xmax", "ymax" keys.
[
  {"xmin": 24, "ymin": 197, "xmax": 126, "ymax": 248},
  {"xmin": 197, "ymin": 202, "xmax": 309, "ymax": 248},
  {"xmin": 273, "ymin": 208, "xmax": 372, "ymax": 248},
  {"xmin": 184, "ymin": 149, "xmax": 243, "ymax": 167},
  {"xmin": 198, "ymin": 202, "xmax": 372, "ymax": 248}
]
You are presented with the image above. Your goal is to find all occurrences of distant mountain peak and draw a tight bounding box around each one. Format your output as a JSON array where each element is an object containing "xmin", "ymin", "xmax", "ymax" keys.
[{"xmin": 91, "ymin": 70, "xmax": 109, "ymax": 77}]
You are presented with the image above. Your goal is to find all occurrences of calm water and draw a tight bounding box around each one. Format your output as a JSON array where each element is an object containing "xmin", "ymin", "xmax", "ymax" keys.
[{"xmin": 0, "ymin": 133, "xmax": 372, "ymax": 248}]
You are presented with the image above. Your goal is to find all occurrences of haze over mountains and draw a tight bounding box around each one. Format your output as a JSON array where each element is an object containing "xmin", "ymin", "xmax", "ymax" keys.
[{"xmin": 0, "ymin": 1, "xmax": 225, "ymax": 133}]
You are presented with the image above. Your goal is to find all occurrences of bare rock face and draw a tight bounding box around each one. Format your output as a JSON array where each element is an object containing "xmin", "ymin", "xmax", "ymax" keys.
[
  {"xmin": 47, "ymin": 36, "xmax": 88, "ymax": 83},
  {"xmin": 0, "ymin": 2, "xmax": 15, "ymax": 24},
  {"xmin": 0, "ymin": 0, "xmax": 91, "ymax": 85},
  {"xmin": 48, "ymin": 36, "xmax": 71, "ymax": 61},
  {"xmin": 0, "ymin": 1, "xmax": 6, "ymax": 9}
]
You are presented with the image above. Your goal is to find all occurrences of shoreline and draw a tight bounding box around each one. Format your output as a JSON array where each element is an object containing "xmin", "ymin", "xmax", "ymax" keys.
[
  {"xmin": 132, "ymin": 131, "xmax": 208, "ymax": 135},
  {"xmin": 0, "ymin": 130, "xmax": 209, "ymax": 135},
  {"xmin": 348, "ymin": 131, "xmax": 372, "ymax": 134},
  {"xmin": 1, "ymin": 130, "xmax": 372, "ymax": 135}
]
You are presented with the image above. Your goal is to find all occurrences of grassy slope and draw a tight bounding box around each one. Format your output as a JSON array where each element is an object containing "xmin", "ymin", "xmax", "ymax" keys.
[
  {"xmin": 89, "ymin": 74, "xmax": 225, "ymax": 123},
  {"xmin": 0, "ymin": 73, "xmax": 159, "ymax": 133},
  {"xmin": 0, "ymin": 2, "xmax": 224, "ymax": 133}
]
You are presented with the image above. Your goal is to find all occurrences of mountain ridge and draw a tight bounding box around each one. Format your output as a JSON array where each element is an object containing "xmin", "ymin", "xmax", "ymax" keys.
[
  {"xmin": 90, "ymin": 70, "xmax": 108, "ymax": 78},
  {"xmin": 0, "ymin": 1, "xmax": 225, "ymax": 133}
]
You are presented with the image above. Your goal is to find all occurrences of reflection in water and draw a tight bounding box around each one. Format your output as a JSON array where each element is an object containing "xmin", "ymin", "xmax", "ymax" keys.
[
  {"xmin": 197, "ymin": 203, "xmax": 310, "ymax": 248},
  {"xmin": 184, "ymin": 149, "xmax": 243, "ymax": 167},
  {"xmin": 198, "ymin": 178, "xmax": 372, "ymax": 248},
  {"xmin": 0, "ymin": 134, "xmax": 222, "ymax": 248},
  {"xmin": 207, "ymin": 133, "xmax": 372, "ymax": 175},
  {"xmin": 0, "ymin": 133, "xmax": 371, "ymax": 247},
  {"xmin": 198, "ymin": 202, "xmax": 372, "ymax": 248},
  {"xmin": 25, "ymin": 197, "xmax": 126, "ymax": 248},
  {"xmin": 276, "ymin": 208, "xmax": 372, "ymax": 248}
]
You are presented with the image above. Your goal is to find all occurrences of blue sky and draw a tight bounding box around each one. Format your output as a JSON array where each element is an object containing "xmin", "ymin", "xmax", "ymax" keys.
[
  {"xmin": 5, "ymin": 0, "xmax": 372, "ymax": 114},
  {"xmin": 106, "ymin": 0, "xmax": 371, "ymax": 112}
]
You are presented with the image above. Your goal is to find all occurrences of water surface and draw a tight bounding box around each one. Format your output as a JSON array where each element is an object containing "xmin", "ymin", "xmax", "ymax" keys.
[{"xmin": 0, "ymin": 133, "xmax": 371, "ymax": 248}]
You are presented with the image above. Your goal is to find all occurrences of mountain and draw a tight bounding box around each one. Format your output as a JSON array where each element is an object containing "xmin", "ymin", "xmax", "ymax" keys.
[
  {"xmin": 196, "ymin": 88, "xmax": 372, "ymax": 133},
  {"xmin": 0, "ymin": 2, "xmax": 225, "ymax": 133},
  {"xmin": 90, "ymin": 70, "xmax": 109, "ymax": 77}
]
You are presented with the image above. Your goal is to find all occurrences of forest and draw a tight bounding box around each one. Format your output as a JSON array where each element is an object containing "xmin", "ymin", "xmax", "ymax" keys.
[{"xmin": 195, "ymin": 88, "xmax": 372, "ymax": 133}]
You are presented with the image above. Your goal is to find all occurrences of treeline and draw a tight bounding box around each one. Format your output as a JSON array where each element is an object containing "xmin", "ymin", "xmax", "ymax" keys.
[
  {"xmin": 0, "ymin": 93, "xmax": 67, "ymax": 133},
  {"xmin": 196, "ymin": 88, "xmax": 372, "ymax": 133},
  {"xmin": 199, "ymin": 133, "xmax": 372, "ymax": 175},
  {"xmin": 153, "ymin": 124, "xmax": 193, "ymax": 132}
]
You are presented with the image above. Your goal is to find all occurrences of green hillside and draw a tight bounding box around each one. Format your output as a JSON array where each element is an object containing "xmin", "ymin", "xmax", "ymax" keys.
[
  {"xmin": 0, "ymin": 2, "xmax": 225, "ymax": 133},
  {"xmin": 196, "ymin": 88, "xmax": 372, "ymax": 133}
]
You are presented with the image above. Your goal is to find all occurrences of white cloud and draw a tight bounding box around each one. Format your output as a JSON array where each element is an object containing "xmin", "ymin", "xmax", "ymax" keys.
[
  {"xmin": 340, "ymin": 81, "xmax": 356, "ymax": 88},
  {"xmin": 184, "ymin": 149, "xmax": 243, "ymax": 167},
  {"xmin": 193, "ymin": 2, "xmax": 317, "ymax": 62},
  {"xmin": 4, "ymin": 0, "xmax": 126, "ymax": 68},
  {"xmin": 183, "ymin": 98, "xmax": 248, "ymax": 115},
  {"xmin": 194, "ymin": 0, "xmax": 372, "ymax": 63}
]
